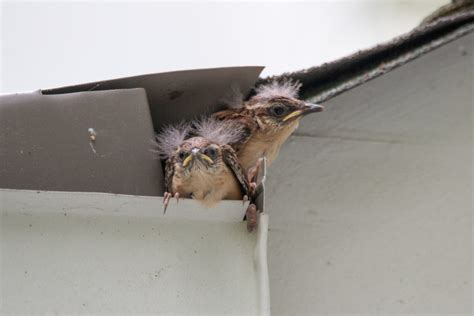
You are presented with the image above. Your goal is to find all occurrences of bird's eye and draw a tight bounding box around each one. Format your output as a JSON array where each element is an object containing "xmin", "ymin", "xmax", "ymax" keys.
[
  {"xmin": 178, "ymin": 151, "xmax": 186, "ymax": 160},
  {"xmin": 270, "ymin": 105, "xmax": 287, "ymax": 117},
  {"xmin": 205, "ymin": 147, "xmax": 217, "ymax": 159}
]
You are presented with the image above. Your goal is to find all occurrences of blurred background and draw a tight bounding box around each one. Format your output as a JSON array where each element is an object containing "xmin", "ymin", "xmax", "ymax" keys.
[{"xmin": 1, "ymin": 1, "xmax": 447, "ymax": 93}]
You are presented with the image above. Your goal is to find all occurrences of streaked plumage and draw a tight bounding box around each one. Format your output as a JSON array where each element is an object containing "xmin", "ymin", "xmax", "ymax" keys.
[
  {"xmin": 155, "ymin": 119, "xmax": 250, "ymax": 210},
  {"xmin": 214, "ymin": 79, "xmax": 324, "ymax": 172}
]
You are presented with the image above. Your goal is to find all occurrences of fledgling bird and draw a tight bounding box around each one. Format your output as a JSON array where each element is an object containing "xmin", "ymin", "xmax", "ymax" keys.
[
  {"xmin": 155, "ymin": 119, "xmax": 254, "ymax": 217},
  {"xmin": 214, "ymin": 79, "xmax": 324, "ymax": 178}
]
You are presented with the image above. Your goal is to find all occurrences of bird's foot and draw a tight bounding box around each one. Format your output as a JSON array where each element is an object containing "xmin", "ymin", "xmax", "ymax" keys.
[
  {"xmin": 245, "ymin": 203, "xmax": 258, "ymax": 232},
  {"xmin": 249, "ymin": 182, "xmax": 257, "ymax": 196},
  {"xmin": 163, "ymin": 192, "xmax": 180, "ymax": 214},
  {"xmin": 163, "ymin": 192, "xmax": 172, "ymax": 214},
  {"xmin": 247, "ymin": 157, "xmax": 264, "ymax": 185},
  {"xmin": 175, "ymin": 192, "xmax": 180, "ymax": 204},
  {"xmin": 242, "ymin": 195, "xmax": 249, "ymax": 205}
]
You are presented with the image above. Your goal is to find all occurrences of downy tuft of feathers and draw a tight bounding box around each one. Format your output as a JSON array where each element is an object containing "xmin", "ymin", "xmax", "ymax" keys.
[
  {"xmin": 253, "ymin": 78, "xmax": 302, "ymax": 100},
  {"xmin": 194, "ymin": 117, "xmax": 243, "ymax": 146},
  {"xmin": 220, "ymin": 83, "xmax": 244, "ymax": 109},
  {"xmin": 155, "ymin": 122, "xmax": 191, "ymax": 159}
]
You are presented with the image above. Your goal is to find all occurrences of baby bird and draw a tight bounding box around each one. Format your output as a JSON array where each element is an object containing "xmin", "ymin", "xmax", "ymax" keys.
[
  {"xmin": 214, "ymin": 79, "xmax": 324, "ymax": 177},
  {"xmin": 155, "ymin": 119, "xmax": 252, "ymax": 213}
]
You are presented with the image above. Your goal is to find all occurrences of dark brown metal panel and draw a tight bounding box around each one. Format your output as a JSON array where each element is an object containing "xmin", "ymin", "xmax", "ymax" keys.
[
  {"xmin": 1, "ymin": 67, "xmax": 264, "ymax": 197},
  {"xmin": 43, "ymin": 66, "xmax": 264, "ymax": 131},
  {"xmin": 0, "ymin": 88, "xmax": 163, "ymax": 196}
]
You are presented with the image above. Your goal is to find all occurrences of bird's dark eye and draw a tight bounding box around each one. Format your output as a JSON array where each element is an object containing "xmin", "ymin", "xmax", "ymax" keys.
[
  {"xmin": 205, "ymin": 147, "xmax": 217, "ymax": 159},
  {"xmin": 178, "ymin": 151, "xmax": 186, "ymax": 160},
  {"xmin": 270, "ymin": 105, "xmax": 287, "ymax": 117}
]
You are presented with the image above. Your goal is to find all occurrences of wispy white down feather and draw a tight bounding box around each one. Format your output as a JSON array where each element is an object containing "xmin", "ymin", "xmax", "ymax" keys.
[
  {"xmin": 194, "ymin": 117, "xmax": 243, "ymax": 145},
  {"xmin": 220, "ymin": 83, "xmax": 244, "ymax": 109},
  {"xmin": 155, "ymin": 122, "xmax": 191, "ymax": 159},
  {"xmin": 254, "ymin": 79, "xmax": 302, "ymax": 100}
]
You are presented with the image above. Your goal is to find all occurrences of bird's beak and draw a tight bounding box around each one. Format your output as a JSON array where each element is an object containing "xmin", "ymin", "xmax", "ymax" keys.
[
  {"xmin": 282, "ymin": 103, "xmax": 324, "ymax": 122},
  {"xmin": 183, "ymin": 148, "xmax": 214, "ymax": 167},
  {"xmin": 282, "ymin": 110, "xmax": 304, "ymax": 122},
  {"xmin": 183, "ymin": 148, "xmax": 199, "ymax": 167},
  {"xmin": 182, "ymin": 155, "xmax": 193, "ymax": 167},
  {"xmin": 199, "ymin": 153, "xmax": 214, "ymax": 164},
  {"xmin": 303, "ymin": 102, "xmax": 324, "ymax": 115}
]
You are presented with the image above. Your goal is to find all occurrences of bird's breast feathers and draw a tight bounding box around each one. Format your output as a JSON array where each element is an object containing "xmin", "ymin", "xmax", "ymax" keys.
[
  {"xmin": 239, "ymin": 120, "xmax": 299, "ymax": 170},
  {"xmin": 171, "ymin": 164, "xmax": 242, "ymax": 207}
]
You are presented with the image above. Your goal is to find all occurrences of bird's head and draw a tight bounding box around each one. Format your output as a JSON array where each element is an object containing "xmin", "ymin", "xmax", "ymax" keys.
[
  {"xmin": 246, "ymin": 79, "xmax": 324, "ymax": 131},
  {"xmin": 155, "ymin": 118, "xmax": 242, "ymax": 173},
  {"xmin": 176, "ymin": 137, "xmax": 222, "ymax": 172}
]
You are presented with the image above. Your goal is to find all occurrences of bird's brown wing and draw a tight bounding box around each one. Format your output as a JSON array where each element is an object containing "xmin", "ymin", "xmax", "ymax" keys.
[
  {"xmin": 221, "ymin": 144, "xmax": 250, "ymax": 196},
  {"xmin": 213, "ymin": 109, "xmax": 256, "ymax": 154},
  {"xmin": 164, "ymin": 158, "xmax": 175, "ymax": 193}
]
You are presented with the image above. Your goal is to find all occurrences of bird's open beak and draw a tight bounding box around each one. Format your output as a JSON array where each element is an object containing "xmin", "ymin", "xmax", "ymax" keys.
[
  {"xmin": 183, "ymin": 148, "xmax": 198, "ymax": 167},
  {"xmin": 183, "ymin": 148, "xmax": 214, "ymax": 167},
  {"xmin": 282, "ymin": 103, "xmax": 324, "ymax": 122},
  {"xmin": 199, "ymin": 153, "xmax": 214, "ymax": 164},
  {"xmin": 182, "ymin": 155, "xmax": 193, "ymax": 167}
]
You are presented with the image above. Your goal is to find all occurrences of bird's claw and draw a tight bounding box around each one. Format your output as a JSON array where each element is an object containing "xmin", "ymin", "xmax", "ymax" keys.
[
  {"xmin": 175, "ymin": 192, "xmax": 180, "ymax": 204},
  {"xmin": 249, "ymin": 182, "xmax": 257, "ymax": 196},
  {"xmin": 163, "ymin": 192, "xmax": 172, "ymax": 214},
  {"xmin": 163, "ymin": 192, "xmax": 180, "ymax": 214},
  {"xmin": 247, "ymin": 157, "xmax": 263, "ymax": 185},
  {"xmin": 245, "ymin": 203, "xmax": 258, "ymax": 232}
]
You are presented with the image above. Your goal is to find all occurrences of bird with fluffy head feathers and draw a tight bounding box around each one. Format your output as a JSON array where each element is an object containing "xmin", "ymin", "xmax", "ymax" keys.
[
  {"xmin": 213, "ymin": 79, "xmax": 324, "ymax": 180},
  {"xmin": 155, "ymin": 118, "xmax": 258, "ymax": 230}
]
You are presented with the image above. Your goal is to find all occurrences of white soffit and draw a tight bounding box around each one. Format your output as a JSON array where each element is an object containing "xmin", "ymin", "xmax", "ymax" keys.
[{"xmin": 1, "ymin": 189, "xmax": 270, "ymax": 315}]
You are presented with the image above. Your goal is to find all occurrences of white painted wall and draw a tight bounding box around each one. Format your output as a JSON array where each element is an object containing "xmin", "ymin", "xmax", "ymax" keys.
[{"xmin": 267, "ymin": 32, "xmax": 472, "ymax": 315}]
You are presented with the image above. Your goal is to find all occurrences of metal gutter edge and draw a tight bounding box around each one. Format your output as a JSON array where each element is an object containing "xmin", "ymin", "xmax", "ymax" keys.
[
  {"xmin": 255, "ymin": 213, "xmax": 271, "ymax": 316},
  {"xmin": 1, "ymin": 188, "xmax": 269, "ymax": 314}
]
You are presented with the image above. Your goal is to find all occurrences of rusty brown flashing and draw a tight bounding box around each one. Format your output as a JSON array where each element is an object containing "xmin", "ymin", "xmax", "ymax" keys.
[
  {"xmin": 422, "ymin": 0, "xmax": 474, "ymax": 25},
  {"xmin": 259, "ymin": 10, "xmax": 474, "ymax": 104}
]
